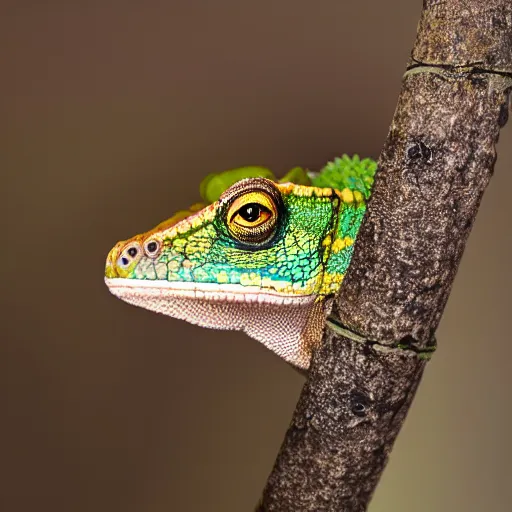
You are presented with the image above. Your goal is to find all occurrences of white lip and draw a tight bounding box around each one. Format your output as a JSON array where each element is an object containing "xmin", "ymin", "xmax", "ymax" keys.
[{"xmin": 104, "ymin": 277, "xmax": 315, "ymax": 305}]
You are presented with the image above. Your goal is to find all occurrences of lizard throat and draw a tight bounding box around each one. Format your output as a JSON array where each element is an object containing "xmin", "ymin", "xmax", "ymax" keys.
[{"xmin": 104, "ymin": 278, "xmax": 325, "ymax": 369}]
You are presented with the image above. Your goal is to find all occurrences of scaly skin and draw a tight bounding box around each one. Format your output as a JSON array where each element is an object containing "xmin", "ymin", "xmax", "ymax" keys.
[{"xmin": 105, "ymin": 156, "xmax": 376, "ymax": 369}]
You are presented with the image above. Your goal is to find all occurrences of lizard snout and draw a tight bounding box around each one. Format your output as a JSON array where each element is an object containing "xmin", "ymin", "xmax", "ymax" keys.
[{"xmin": 105, "ymin": 240, "xmax": 142, "ymax": 279}]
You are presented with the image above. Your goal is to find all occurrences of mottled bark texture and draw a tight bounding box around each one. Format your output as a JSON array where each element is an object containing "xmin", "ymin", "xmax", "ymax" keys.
[{"xmin": 259, "ymin": 1, "xmax": 512, "ymax": 510}]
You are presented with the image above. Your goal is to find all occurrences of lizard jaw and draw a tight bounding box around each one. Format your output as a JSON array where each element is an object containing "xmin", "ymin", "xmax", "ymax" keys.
[
  {"xmin": 105, "ymin": 278, "xmax": 325, "ymax": 369},
  {"xmin": 104, "ymin": 278, "xmax": 316, "ymax": 305}
]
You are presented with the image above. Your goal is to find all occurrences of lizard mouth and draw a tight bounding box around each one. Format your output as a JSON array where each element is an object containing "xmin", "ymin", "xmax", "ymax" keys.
[{"xmin": 104, "ymin": 278, "xmax": 316, "ymax": 306}]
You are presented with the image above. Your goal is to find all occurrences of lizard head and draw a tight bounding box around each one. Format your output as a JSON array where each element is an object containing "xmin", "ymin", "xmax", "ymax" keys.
[{"xmin": 105, "ymin": 175, "xmax": 366, "ymax": 369}]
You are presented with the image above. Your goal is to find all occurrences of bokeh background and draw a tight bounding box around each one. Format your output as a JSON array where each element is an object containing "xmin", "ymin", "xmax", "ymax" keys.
[{"xmin": 2, "ymin": 1, "xmax": 511, "ymax": 511}]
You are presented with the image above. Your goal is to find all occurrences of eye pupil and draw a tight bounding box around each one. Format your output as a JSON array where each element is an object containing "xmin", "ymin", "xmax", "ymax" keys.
[
  {"xmin": 240, "ymin": 204, "xmax": 261, "ymax": 222},
  {"xmin": 147, "ymin": 241, "xmax": 158, "ymax": 253},
  {"xmin": 127, "ymin": 247, "xmax": 138, "ymax": 257}
]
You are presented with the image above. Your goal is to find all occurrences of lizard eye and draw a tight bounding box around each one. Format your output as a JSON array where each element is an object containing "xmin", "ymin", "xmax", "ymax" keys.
[
  {"xmin": 226, "ymin": 189, "xmax": 278, "ymax": 245},
  {"xmin": 234, "ymin": 203, "xmax": 271, "ymax": 226},
  {"xmin": 144, "ymin": 238, "xmax": 161, "ymax": 258}
]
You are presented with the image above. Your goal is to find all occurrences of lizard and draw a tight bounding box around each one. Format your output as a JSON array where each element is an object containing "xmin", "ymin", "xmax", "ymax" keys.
[{"xmin": 104, "ymin": 155, "xmax": 377, "ymax": 370}]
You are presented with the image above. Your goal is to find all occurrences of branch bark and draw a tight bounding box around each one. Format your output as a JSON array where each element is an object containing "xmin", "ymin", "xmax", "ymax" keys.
[{"xmin": 258, "ymin": 1, "xmax": 512, "ymax": 510}]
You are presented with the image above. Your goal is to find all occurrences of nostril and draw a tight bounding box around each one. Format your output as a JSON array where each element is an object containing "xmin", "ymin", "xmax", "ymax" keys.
[
  {"xmin": 144, "ymin": 239, "xmax": 161, "ymax": 257},
  {"xmin": 127, "ymin": 247, "xmax": 138, "ymax": 257},
  {"xmin": 121, "ymin": 257, "xmax": 129, "ymax": 266}
]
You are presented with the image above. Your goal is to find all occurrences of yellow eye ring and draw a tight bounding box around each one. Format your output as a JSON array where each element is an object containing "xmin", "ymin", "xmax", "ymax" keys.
[{"xmin": 226, "ymin": 189, "xmax": 279, "ymax": 245}]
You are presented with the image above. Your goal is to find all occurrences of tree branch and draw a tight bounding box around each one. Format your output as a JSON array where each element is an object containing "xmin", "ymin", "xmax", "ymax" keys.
[{"xmin": 258, "ymin": 1, "xmax": 512, "ymax": 510}]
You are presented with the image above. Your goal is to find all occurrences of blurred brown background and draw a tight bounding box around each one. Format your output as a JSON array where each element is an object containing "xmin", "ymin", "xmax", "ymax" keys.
[{"xmin": 1, "ymin": 1, "xmax": 511, "ymax": 511}]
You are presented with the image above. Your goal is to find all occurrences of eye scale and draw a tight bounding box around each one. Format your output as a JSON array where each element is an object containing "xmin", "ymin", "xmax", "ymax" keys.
[{"xmin": 104, "ymin": 156, "xmax": 377, "ymax": 369}]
